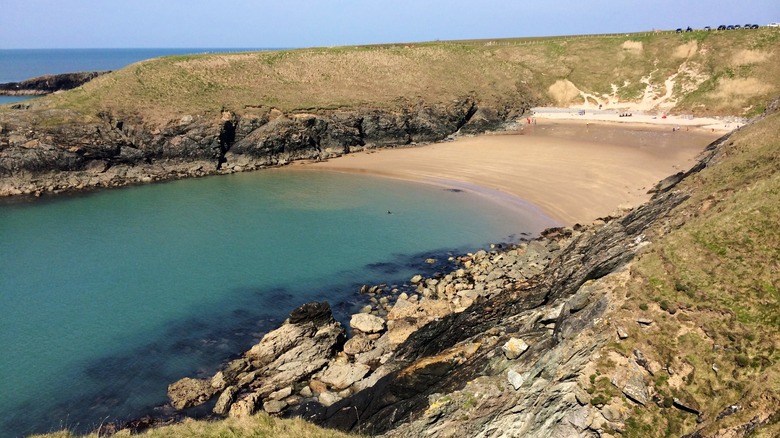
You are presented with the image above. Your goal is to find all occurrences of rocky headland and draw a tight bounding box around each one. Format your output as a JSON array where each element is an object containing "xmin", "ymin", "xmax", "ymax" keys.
[
  {"xmin": 0, "ymin": 98, "xmax": 522, "ymax": 197},
  {"xmin": 0, "ymin": 71, "xmax": 109, "ymax": 96}
]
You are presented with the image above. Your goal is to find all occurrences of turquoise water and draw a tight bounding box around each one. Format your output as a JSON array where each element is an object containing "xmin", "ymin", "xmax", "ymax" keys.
[
  {"xmin": 0, "ymin": 169, "xmax": 555, "ymax": 436},
  {"xmin": 0, "ymin": 96, "xmax": 36, "ymax": 104}
]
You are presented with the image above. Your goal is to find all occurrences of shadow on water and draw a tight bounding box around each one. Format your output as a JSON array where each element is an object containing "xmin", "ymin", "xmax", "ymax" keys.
[{"xmin": 1, "ymin": 242, "xmax": 526, "ymax": 436}]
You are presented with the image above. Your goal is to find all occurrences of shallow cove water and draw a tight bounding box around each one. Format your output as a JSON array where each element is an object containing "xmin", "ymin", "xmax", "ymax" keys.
[{"xmin": 0, "ymin": 169, "xmax": 556, "ymax": 436}]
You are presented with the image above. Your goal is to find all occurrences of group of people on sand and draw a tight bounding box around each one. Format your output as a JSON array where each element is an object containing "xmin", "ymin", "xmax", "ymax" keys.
[{"xmin": 619, "ymin": 113, "xmax": 633, "ymax": 117}]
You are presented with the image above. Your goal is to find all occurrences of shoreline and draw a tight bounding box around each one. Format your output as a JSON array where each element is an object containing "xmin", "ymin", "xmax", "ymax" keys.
[
  {"xmin": 294, "ymin": 117, "xmax": 724, "ymax": 226},
  {"xmin": 530, "ymin": 106, "xmax": 746, "ymax": 133}
]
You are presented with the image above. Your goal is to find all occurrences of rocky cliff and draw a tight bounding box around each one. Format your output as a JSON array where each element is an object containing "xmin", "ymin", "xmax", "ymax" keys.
[
  {"xmin": 0, "ymin": 96, "xmax": 524, "ymax": 196},
  {"xmin": 0, "ymin": 71, "xmax": 108, "ymax": 96}
]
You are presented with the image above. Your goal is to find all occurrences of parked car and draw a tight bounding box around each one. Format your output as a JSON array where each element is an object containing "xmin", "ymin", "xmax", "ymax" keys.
[
  {"xmin": 768, "ymin": 22, "xmax": 780, "ymax": 28},
  {"xmin": 704, "ymin": 26, "xmax": 712, "ymax": 31},
  {"xmin": 751, "ymin": 24, "xmax": 759, "ymax": 29},
  {"xmin": 734, "ymin": 24, "xmax": 742, "ymax": 29},
  {"xmin": 686, "ymin": 26, "xmax": 693, "ymax": 32},
  {"xmin": 717, "ymin": 25, "xmax": 727, "ymax": 30},
  {"xmin": 676, "ymin": 28, "xmax": 683, "ymax": 33},
  {"xmin": 727, "ymin": 25, "xmax": 735, "ymax": 30}
]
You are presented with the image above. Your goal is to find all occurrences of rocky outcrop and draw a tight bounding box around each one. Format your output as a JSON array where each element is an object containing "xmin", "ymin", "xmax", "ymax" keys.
[
  {"xmin": 167, "ymin": 301, "xmax": 345, "ymax": 417},
  {"xmin": 0, "ymin": 96, "xmax": 531, "ymax": 197},
  {"xmin": 284, "ymin": 186, "xmax": 688, "ymax": 436},
  {"xmin": 0, "ymin": 71, "xmax": 109, "ymax": 96}
]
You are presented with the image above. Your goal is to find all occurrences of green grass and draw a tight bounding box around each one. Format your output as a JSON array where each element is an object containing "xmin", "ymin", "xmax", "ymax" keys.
[{"xmin": 603, "ymin": 110, "xmax": 780, "ymax": 435}]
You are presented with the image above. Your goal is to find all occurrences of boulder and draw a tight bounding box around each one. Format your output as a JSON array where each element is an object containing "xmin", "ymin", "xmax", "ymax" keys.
[
  {"xmin": 263, "ymin": 400, "xmax": 288, "ymax": 414},
  {"xmin": 601, "ymin": 403, "xmax": 622, "ymax": 422},
  {"xmin": 228, "ymin": 392, "xmax": 260, "ymax": 418},
  {"xmin": 508, "ymin": 369, "xmax": 526, "ymax": 390},
  {"xmin": 309, "ymin": 379, "xmax": 328, "ymax": 394},
  {"xmin": 568, "ymin": 287, "xmax": 591, "ymax": 313},
  {"xmin": 612, "ymin": 362, "xmax": 649, "ymax": 406},
  {"xmin": 502, "ymin": 337, "xmax": 530, "ymax": 360},
  {"xmin": 268, "ymin": 386, "xmax": 293, "ymax": 401},
  {"xmin": 319, "ymin": 363, "xmax": 371, "ymax": 390},
  {"xmin": 343, "ymin": 335, "xmax": 375, "ymax": 356},
  {"xmin": 350, "ymin": 313, "xmax": 386, "ymax": 334},
  {"xmin": 167, "ymin": 377, "xmax": 217, "ymax": 410},
  {"xmin": 354, "ymin": 334, "xmax": 392, "ymax": 365},
  {"xmin": 318, "ymin": 390, "xmax": 342, "ymax": 407},
  {"xmin": 213, "ymin": 386, "xmax": 239, "ymax": 416},
  {"xmin": 673, "ymin": 391, "xmax": 701, "ymax": 415}
]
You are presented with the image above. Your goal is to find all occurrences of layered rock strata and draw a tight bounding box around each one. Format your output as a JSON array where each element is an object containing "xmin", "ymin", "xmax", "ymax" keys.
[{"xmin": 0, "ymin": 97, "xmax": 526, "ymax": 197}]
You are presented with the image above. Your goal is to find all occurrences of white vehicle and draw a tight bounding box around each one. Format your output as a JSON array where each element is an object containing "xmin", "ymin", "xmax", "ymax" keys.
[{"xmin": 768, "ymin": 22, "xmax": 780, "ymax": 28}]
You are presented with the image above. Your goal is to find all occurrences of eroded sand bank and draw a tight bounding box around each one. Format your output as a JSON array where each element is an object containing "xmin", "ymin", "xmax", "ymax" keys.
[{"xmin": 294, "ymin": 120, "xmax": 722, "ymax": 226}]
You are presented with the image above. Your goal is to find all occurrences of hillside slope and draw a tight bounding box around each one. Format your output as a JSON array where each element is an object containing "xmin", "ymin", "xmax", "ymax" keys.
[{"xmin": 37, "ymin": 28, "xmax": 780, "ymax": 121}]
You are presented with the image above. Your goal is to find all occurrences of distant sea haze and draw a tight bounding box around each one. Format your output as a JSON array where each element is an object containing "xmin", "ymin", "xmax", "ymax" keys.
[{"xmin": 0, "ymin": 48, "xmax": 276, "ymax": 83}]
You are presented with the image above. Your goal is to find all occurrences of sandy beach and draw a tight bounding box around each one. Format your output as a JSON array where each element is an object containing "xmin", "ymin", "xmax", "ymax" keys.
[{"xmin": 295, "ymin": 115, "xmax": 725, "ymax": 226}]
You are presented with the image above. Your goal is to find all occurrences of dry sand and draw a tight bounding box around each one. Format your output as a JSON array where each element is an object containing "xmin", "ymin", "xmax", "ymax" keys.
[{"xmin": 294, "ymin": 118, "xmax": 724, "ymax": 226}]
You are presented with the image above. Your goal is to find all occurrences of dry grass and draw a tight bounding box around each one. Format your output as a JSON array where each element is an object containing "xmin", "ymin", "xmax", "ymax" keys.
[
  {"xmin": 14, "ymin": 28, "xmax": 775, "ymax": 127},
  {"xmin": 30, "ymin": 413, "xmax": 360, "ymax": 438}
]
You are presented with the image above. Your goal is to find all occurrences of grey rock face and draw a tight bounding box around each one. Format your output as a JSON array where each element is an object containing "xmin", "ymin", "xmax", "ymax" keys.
[
  {"xmin": 319, "ymin": 363, "xmax": 371, "ymax": 390},
  {"xmin": 1, "ymin": 98, "xmax": 528, "ymax": 197},
  {"xmin": 167, "ymin": 301, "xmax": 344, "ymax": 415}
]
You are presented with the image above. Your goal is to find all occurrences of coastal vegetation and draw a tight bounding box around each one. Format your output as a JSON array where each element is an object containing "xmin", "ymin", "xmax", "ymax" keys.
[
  {"xmin": 3, "ymin": 28, "xmax": 778, "ymax": 126},
  {"xmin": 605, "ymin": 108, "xmax": 780, "ymax": 437},
  {"xmin": 30, "ymin": 413, "xmax": 358, "ymax": 438}
]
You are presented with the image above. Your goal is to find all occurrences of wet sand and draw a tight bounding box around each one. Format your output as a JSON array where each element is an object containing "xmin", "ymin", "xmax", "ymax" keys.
[{"xmin": 294, "ymin": 121, "xmax": 723, "ymax": 226}]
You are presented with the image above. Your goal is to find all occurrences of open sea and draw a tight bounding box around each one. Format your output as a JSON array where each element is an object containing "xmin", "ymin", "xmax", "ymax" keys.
[{"xmin": 0, "ymin": 49, "xmax": 557, "ymax": 437}]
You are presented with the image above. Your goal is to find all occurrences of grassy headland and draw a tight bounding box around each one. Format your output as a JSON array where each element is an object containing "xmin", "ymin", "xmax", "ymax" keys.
[{"xmin": 5, "ymin": 28, "xmax": 776, "ymax": 126}]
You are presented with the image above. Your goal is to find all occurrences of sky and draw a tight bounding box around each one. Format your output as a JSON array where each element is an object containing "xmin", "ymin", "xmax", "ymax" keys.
[{"xmin": 1, "ymin": 0, "xmax": 779, "ymax": 49}]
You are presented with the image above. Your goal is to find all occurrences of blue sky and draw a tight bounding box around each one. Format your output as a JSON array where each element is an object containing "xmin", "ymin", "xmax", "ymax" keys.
[{"xmin": 1, "ymin": 0, "xmax": 778, "ymax": 49}]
